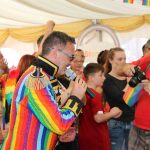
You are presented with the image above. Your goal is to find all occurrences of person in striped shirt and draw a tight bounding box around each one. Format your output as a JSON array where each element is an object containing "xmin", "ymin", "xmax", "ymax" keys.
[{"xmin": 1, "ymin": 31, "xmax": 87, "ymax": 150}]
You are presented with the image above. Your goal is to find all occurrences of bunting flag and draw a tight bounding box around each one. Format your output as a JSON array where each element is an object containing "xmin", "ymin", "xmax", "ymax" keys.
[
  {"xmin": 123, "ymin": 84, "xmax": 143, "ymax": 107},
  {"xmin": 142, "ymin": 0, "xmax": 150, "ymax": 6},
  {"xmin": 123, "ymin": 0, "xmax": 134, "ymax": 4}
]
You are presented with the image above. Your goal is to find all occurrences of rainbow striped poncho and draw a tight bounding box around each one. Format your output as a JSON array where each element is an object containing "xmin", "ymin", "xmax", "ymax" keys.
[{"xmin": 1, "ymin": 56, "xmax": 83, "ymax": 150}]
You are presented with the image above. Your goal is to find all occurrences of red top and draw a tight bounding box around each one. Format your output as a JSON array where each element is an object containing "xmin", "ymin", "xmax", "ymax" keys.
[
  {"xmin": 132, "ymin": 55, "xmax": 150, "ymax": 79},
  {"xmin": 78, "ymin": 90, "xmax": 110, "ymax": 150},
  {"xmin": 132, "ymin": 55, "xmax": 150, "ymax": 130}
]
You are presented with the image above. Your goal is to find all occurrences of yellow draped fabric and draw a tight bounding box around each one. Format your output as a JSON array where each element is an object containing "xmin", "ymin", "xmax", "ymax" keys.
[
  {"xmin": 144, "ymin": 14, "xmax": 150, "ymax": 24},
  {"xmin": 100, "ymin": 15, "xmax": 150, "ymax": 31},
  {"xmin": 0, "ymin": 29, "xmax": 9, "ymax": 45},
  {"xmin": 10, "ymin": 25, "xmax": 47, "ymax": 42},
  {"xmin": 54, "ymin": 20, "xmax": 92, "ymax": 37},
  {"xmin": 0, "ymin": 15, "xmax": 150, "ymax": 46},
  {"xmin": 0, "ymin": 20, "xmax": 92, "ymax": 46}
]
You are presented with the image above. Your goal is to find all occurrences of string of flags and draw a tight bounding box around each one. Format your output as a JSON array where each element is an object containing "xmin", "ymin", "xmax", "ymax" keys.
[
  {"xmin": 123, "ymin": 0, "xmax": 134, "ymax": 4},
  {"xmin": 142, "ymin": 0, "xmax": 150, "ymax": 5},
  {"xmin": 123, "ymin": 0, "xmax": 150, "ymax": 6}
]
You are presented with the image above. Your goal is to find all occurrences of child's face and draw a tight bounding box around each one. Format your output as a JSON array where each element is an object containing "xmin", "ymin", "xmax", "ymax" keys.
[{"xmin": 92, "ymin": 71, "xmax": 105, "ymax": 87}]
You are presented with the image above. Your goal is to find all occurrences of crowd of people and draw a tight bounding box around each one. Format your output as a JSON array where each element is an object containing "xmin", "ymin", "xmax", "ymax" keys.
[{"xmin": 0, "ymin": 22, "xmax": 150, "ymax": 150}]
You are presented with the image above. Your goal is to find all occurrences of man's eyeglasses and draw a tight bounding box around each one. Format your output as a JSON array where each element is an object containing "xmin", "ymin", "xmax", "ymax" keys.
[
  {"xmin": 47, "ymin": 47, "xmax": 75, "ymax": 61},
  {"xmin": 58, "ymin": 49, "xmax": 75, "ymax": 61}
]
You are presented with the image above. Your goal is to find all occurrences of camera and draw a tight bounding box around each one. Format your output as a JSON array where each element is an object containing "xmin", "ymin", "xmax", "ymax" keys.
[{"xmin": 129, "ymin": 66, "xmax": 146, "ymax": 87}]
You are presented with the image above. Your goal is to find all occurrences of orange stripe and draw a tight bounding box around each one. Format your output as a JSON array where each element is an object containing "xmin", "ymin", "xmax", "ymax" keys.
[
  {"xmin": 48, "ymin": 134, "xmax": 57, "ymax": 150},
  {"xmin": 35, "ymin": 90, "xmax": 62, "ymax": 128},
  {"xmin": 3, "ymin": 100, "xmax": 17, "ymax": 149},
  {"xmin": 35, "ymin": 89, "xmax": 74, "ymax": 132},
  {"xmin": 14, "ymin": 98, "xmax": 29, "ymax": 149}
]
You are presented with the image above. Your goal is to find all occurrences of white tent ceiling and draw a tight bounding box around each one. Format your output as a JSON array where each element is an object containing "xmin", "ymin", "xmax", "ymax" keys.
[{"xmin": 0, "ymin": 0, "xmax": 150, "ymax": 28}]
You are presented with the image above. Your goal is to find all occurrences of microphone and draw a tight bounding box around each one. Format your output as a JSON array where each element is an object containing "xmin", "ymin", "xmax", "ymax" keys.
[{"xmin": 65, "ymin": 68, "xmax": 95, "ymax": 99}]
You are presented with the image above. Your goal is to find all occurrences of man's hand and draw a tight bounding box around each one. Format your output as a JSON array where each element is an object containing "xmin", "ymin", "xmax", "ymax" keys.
[
  {"xmin": 141, "ymin": 79, "xmax": 150, "ymax": 94},
  {"xmin": 36, "ymin": 20, "xmax": 55, "ymax": 56},
  {"xmin": 60, "ymin": 81, "xmax": 74, "ymax": 107},
  {"xmin": 46, "ymin": 20, "xmax": 55, "ymax": 29},
  {"xmin": 119, "ymin": 63, "xmax": 135, "ymax": 77},
  {"xmin": 71, "ymin": 76, "xmax": 87, "ymax": 100},
  {"xmin": 59, "ymin": 127, "xmax": 76, "ymax": 142}
]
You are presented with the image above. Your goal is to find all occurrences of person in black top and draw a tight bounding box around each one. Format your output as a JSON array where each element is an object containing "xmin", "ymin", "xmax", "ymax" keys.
[{"xmin": 103, "ymin": 47, "xmax": 134, "ymax": 150}]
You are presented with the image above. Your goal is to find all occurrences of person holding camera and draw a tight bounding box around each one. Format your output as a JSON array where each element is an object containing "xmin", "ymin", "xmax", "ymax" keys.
[
  {"xmin": 122, "ymin": 55, "xmax": 150, "ymax": 150},
  {"xmin": 103, "ymin": 47, "xmax": 134, "ymax": 150}
]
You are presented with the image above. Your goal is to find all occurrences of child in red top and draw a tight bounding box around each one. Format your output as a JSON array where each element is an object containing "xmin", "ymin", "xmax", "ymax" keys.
[{"xmin": 78, "ymin": 63, "xmax": 122, "ymax": 150}]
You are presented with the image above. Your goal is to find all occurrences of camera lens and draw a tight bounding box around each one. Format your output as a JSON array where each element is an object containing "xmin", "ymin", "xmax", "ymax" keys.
[
  {"xmin": 128, "ymin": 66, "xmax": 146, "ymax": 87},
  {"xmin": 129, "ymin": 77, "xmax": 139, "ymax": 87}
]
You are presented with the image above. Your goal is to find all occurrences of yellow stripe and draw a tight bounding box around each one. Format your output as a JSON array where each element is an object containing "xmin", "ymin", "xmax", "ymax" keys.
[
  {"xmin": 31, "ymin": 90, "xmax": 63, "ymax": 134},
  {"xmin": 6, "ymin": 85, "xmax": 15, "ymax": 91},
  {"xmin": 46, "ymin": 133, "xmax": 52, "ymax": 150},
  {"xmin": 38, "ymin": 56, "xmax": 58, "ymax": 76},
  {"xmin": 63, "ymin": 99, "xmax": 80, "ymax": 116},
  {"xmin": 10, "ymin": 105, "xmax": 21, "ymax": 150},
  {"xmin": 50, "ymin": 79, "xmax": 58, "ymax": 83},
  {"xmin": 53, "ymin": 85, "xmax": 60, "ymax": 90}
]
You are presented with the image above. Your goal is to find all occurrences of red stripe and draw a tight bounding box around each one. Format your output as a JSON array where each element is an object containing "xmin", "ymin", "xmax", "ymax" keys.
[
  {"xmin": 49, "ymin": 134, "xmax": 58, "ymax": 150},
  {"xmin": 3, "ymin": 99, "xmax": 17, "ymax": 149},
  {"xmin": 35, "ymin": 89, "xmax": 61, "ymax": 124},
  {"xmin": 14, "ymin": 97, "xmax": 29, "ymax": 149}
]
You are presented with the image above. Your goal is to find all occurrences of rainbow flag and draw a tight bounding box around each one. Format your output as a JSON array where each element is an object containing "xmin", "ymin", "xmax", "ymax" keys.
[
  {"xmin": 123, "ymin": 0, "xmax": 134, "ymax": 4},
  {"xmin": 142, "ymin": 0, "xmax": 150, "ymax": 6},
  {"xmin": 123, "ymin": 84, "xmax": 143, "ymax": 107}
]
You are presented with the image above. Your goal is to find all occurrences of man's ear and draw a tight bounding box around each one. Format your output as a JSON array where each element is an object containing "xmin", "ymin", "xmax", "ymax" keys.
[
  {"xmin": 54, "ymin": 49, "xmax": 58, "ymax": 59},
  {"xmin": 49, "ymin": 48, "xmax": 58, "ymax": 59}
]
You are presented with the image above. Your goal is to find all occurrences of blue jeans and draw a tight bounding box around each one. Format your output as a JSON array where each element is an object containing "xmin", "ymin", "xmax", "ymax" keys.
[{"xmin": 108, "ymin": 120, "xmax": 132, "ymax": 150}]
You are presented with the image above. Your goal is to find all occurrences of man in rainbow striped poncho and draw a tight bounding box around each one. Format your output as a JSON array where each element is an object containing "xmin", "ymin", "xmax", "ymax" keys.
[{"xmin": 1, "ymin": 31, "xmax": 87, "ymax": 150}]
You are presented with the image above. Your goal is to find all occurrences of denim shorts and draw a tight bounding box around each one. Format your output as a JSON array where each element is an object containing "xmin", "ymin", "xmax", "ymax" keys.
[{"xmin": 108, "ymin": 119, "xmax": 132, "ymax": 150}]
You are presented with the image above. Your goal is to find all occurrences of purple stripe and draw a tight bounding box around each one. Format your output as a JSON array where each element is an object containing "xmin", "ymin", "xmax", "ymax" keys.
[
  {"xmin": 33, "ymin": 120, "xmax": 40, "ymax": 149},
  {"xmin": 22, "ymin": 112, "xmax": 32, "ymax": 149}
]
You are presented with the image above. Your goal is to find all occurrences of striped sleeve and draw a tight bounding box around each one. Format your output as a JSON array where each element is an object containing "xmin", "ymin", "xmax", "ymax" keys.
[{"xmin": 27, "ymin": 83, "xmax": 83, "ymax": 135}]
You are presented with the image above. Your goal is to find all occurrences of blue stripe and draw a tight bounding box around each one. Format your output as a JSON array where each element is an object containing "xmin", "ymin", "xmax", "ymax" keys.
[
  {"xmin": 15, "ymin": 76, "xmax": 28, "ymax": 109},
  {"xmin": 41, "ymin": 127, "xmax": 47, "ymax": 150},
  {"xmin": 37, "ymin": 125, "xmax": 44, "ymax": 150},
  {"xmin": 62, "ymin": 110, "xmax": 74, "ymax": 120}
]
